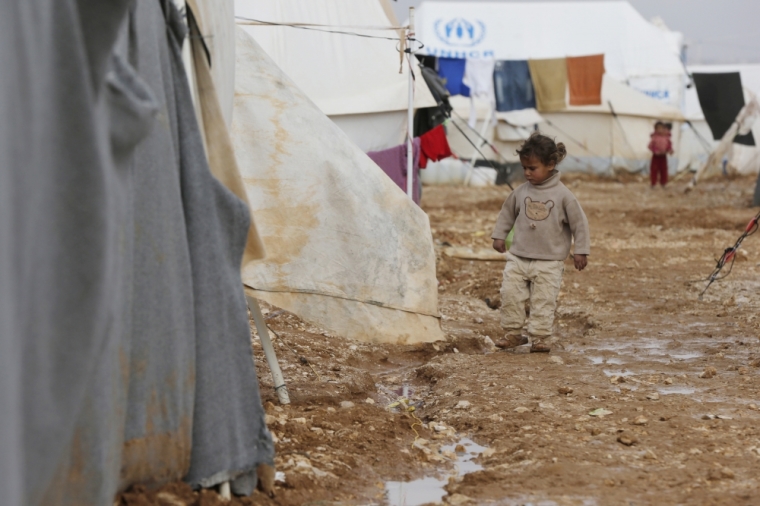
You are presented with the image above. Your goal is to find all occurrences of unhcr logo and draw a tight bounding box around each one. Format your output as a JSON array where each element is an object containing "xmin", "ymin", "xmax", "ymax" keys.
[{"xmin": 434, "ymin": 18, "xmax": 486, "ymax": 47}]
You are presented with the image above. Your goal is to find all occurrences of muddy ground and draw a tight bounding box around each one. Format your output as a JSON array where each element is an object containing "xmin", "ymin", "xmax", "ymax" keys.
[{"xmin": 120, "ymin": 174, "xmax": 760, "ymax": 506}]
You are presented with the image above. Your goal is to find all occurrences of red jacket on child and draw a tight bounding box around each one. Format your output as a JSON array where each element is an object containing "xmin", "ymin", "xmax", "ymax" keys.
[{"xmin": 648, "ymin": 132, "xmax": 672, "ymax": 155}]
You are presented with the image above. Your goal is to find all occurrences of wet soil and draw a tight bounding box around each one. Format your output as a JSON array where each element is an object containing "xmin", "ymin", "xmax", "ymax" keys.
[{"xmin": 119, "ymin": 174, "xmax": 760, "ymax": 505}]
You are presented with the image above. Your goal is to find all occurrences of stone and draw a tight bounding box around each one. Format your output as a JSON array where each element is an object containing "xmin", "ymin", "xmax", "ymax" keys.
[
  {"xmin": 558, "ymin": 386, "xmax": 574, "ymax": 395},
  {"xmin": 292, "ymin": 417, "xmax": 307, "ymax": 424},
  {"xmin": 447, "ymin": 493, "xmax": 474, "ymax": 505},
  {"xmin": 610, "ymin": 375, "xmax": 625, "ymax": 385},
  {"xmin": 453, "ymin": 347, "xmax": 460, "ymax": 354},
  {"xmin": 455, "ymin": 400, "xmax": 471, "ymax": 410},
  {"xmin": 646, "ymin": 392, "xmax": 660, "ymax": 401},
  {"xmin": 340, "ymin": 401, "xmax": 355, "ymax": 409},
  {"xmin": 514, "ymin": 406, "xmax": 530, "ymax": 413},
  {"xmin": 589, "ymin": 408, "xmax": 613, "ymax": 417},
  {"xmin": 549, "ymin": 356, "xmax": 564, "ymax": 365},
  {"xmin": 265, "ymin": 414, "xmax": 277, "ymax": 426},
  {"xmin": 617, "ymin": 433, "xmax": 637, "ymax": 446},
  {"xmin": 473, "ymin": 317, "xmax": 484, "ymax": 324},
  {"xmin": 454, "ymin": 444, "xmax": 466, "ymax": 453},
  {"xmin": 699, "ymin": 366, "xmax": 717, "ymax": 379},
  {"xmin": 644, "ymin": 449, "xmax": 658, "ymax": 460},
  {"xmin": 663, "ymin": 377, "xmax": 673, "ymax": 385},
  {"xmin": 364, "ymin": 398, "xmax": 375, "ymax": 405},
  {"xmin": 348, "ymin": 345, "xmax": 358, "ymax": 351},
  {"xmin": 632, "ymin": 415, "xmax": 648, "ymax": 425},
  {"xmin": 326, "ymin": 407, "xmax": 336, "ymax": 413}
]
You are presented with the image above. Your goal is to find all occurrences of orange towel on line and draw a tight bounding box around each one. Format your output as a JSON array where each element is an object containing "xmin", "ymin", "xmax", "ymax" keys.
[
  {"xmin": 527, "ymin": 58, "xmax": 567, "ymax": 112},
  {"xmin": 567, "ymin": 54, "xmax": 605, "ymax": 106}
]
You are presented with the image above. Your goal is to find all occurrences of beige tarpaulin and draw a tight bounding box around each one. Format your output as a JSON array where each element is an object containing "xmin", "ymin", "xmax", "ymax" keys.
[{"xmin": 231, "ymin": 28, "xmax": 444, "ymax": 344}]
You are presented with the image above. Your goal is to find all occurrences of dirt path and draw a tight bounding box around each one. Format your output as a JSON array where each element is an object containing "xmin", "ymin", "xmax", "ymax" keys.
[{"xmin": 120, "ymin": 175, "xmax": 760, "ymax": 506}]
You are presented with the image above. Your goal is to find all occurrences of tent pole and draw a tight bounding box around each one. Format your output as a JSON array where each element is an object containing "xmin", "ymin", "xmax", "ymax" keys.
[
  {"xmin": 406, "ymin": 7, "xmax": 415, "ymax": 199},
  {"xmin": 247, "ymin": 296, "xmax": 291, "ymax": 405}
]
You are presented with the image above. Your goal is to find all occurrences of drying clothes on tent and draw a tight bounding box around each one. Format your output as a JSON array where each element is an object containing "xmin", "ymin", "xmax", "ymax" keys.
[
  {"xmin": 567, "ymin": 54, "xmax": 605, "ymax": 106},
  {"xmin": 438, "ymin": 57, "xmax": 471, "ymax": 97},
  {"xmin": 367, "ymin": 139, "xmax": 423, "ymax": 203},
  {"xmin": 420, "ymin": 124, "xmax": 453, "ymax": 169},
  {"xmin": 463, "ymin": 58, "xmax": 496, "ymax": 100},
  {"xmin": 693, "ymin": 72, "xmax": 755, "ymax": 146},
  {"xmin": 463, "ymin": 58, "xmax": 496, "ymax": 127},
  {"xmin": 528, "ymin": 58, "xmax": 568, "ymax": 112},
  {"xmin": 493, "ymin": 60, "xmax": 536, "ymax": 112},
  {"xmin": 415, "ymin": 66, "xmax": 452, "ymax": 137}
]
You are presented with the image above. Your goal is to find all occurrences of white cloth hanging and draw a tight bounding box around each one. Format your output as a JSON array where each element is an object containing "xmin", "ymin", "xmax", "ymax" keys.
[{"xmin": 463, "ymin": 58, "xmax": 496, "ymax": 129}]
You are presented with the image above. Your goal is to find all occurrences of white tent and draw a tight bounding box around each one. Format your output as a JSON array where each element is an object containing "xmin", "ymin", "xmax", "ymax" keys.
[
  {"xmin": 445, "ymin": 75, "xmax": 684, "ymax": 174},
  {"xmin": 415, "ymin": 1, "xmax": 685, "ymax": 108},
  {"xmin": 231, "ymin": 27, "xmax": 444, "ymax": 344},
  {"xmin": 234, "ymin": 0, "xmax": 437, "ymax": 152},
  {"xmin": 679, "ymin": 64, "xmax": 760, "ymax": 176}
]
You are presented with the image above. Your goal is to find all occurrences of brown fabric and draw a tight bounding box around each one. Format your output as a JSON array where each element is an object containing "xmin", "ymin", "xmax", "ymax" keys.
[
  {"xmin": 492, "ymin": 172, "xmax": 590, "ymax": 260},
  {"xmin": 567, "ymin": 54, "xmax": 605, "ymax": 106},
  {"xmin": 189, "ymin": 11, "xmax": 266, "ymax": 264},
  {"xmin": 527, "ymin": 58, "xmax": 567, "ymax": 111}
]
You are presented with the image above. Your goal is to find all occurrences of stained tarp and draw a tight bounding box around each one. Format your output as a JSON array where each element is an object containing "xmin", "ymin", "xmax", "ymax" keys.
[
  {"xmin": 0, "ymin": 1, "xmax": 272, "ymax": 504},
  {"xmin": 693, "ymin": 72, "xmax": 756, "ymax": 146},
  {"xmin": 231, "ymin": 28, "xmax": 444, "ymax": 344}
]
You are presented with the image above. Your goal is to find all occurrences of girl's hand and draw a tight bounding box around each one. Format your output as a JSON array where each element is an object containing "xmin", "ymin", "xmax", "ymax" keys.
[
  {"xmin": 574, "ymin": 254, "xmax": 588, "ymax": 271},
  {"xmin": 493, "ymin": 239, "xmax": 506, "ymax": 253}
]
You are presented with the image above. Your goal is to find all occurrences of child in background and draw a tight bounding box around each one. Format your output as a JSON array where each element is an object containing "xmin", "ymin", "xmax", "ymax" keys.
[
  {"xmin": 648, "ymin": 121, "xmax": 673, "ymax": 188},
  {"xmin": 491, "ymin": 133, "xmax": 590, "ymax": 353}
]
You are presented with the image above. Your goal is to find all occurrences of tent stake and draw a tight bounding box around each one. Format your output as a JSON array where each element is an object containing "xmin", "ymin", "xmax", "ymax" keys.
[
  {"xmin": 247, "ymin": 296, "xmax": 291, "ymax": 405},
  {"xmin": 406, "ymin": 7, "xmax": 415, "ymax": 199}
]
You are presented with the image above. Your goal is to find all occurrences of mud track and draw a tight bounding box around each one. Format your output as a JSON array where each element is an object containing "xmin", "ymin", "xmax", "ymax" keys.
[{"xmin": 119, "ymin": 175, "xmax": 760, "ymax": 506}]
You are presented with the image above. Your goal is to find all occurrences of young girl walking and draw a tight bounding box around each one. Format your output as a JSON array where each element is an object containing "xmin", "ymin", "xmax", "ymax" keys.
[{"xmin": 491, "ymin": 133, "xmax": 590, "ymax": 353}]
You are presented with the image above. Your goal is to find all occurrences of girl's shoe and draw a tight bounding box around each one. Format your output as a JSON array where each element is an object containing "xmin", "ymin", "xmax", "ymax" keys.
[
  {"xmin": 495, "ymin": 334, "xmax": 528, "ymax": 349},
  {"xmin": 530, "ymin": 338, "xmax": 551, "ymax": 353}
]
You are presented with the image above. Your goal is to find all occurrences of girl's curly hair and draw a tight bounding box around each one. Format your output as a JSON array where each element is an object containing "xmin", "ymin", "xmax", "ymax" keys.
[{"xmin": 516, "ymin": 132, "xmax": 567, "ymax": 167}]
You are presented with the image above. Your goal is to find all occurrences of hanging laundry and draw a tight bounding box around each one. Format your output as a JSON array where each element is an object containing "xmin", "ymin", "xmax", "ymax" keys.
[
  {"xmin": 528, "ymin": 58, "xmax": 568, "ymax": 112},
  {"xmin": 420, "ymin": 124, "xmax": 453, "ymax": 169},
  {"xmin": 493, "ymin": 60, "xmax": 536, "ymax": 112},
  {"xmin": 438, "ymin": 57, "xmax": 471, "ymax": 97},
  {"xmin": 367, "ymin": 139, "xmax": 423, "ymax": 203},
  {"xmin": 567, "ymin": 54, "xmax": 605, "ymax": 106},
  {"xmin": 463, "ymin": 58, "xmax": 496, "ymax": 128},
  {"xmin": 693, "ymin": 72, "xmax": 755, "ymax": 146}
]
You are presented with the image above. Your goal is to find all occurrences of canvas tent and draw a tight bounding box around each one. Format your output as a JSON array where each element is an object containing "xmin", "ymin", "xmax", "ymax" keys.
[
  {"xmin": 679, "ymin": 64, "xmax": 760, "ymax": 176},
  {"xmin": 415, "ymin": 1, "xmax": 686, "ymax": 108},
  {"xmin": 232, "ymin": 27, "xmax": 444, "ymax": 344},
  {"xmin": 234, "ymin": 0, "xmax": 437, "ymax": 152},
  {"xmin": 445, "ymin": 75, "xmax": 684, "ymax": 174}
]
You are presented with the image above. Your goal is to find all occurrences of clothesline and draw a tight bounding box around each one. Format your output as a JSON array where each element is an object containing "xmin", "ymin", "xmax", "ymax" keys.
[{"xmin": 234, "ymin": 17, "xmax": 407, "ymax": 41}]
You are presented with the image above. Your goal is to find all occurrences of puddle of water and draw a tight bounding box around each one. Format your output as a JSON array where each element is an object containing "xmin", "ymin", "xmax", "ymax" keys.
[
  {"xmin": 606, "ymin": 357, "xmax": 625, "ymax": 365},
  {"xmin": 671, "ymin": 352, "xmax": 701, "ymax": 360},
  {"xmin": 657, "ymin": 385, "xmax": 697, "ymax": 395},
  {"xmin": 384, "ymin": 437, "xmax": 486, "ymax": 506},
  {"xmin": 587, "ymin": 356, "xmax": 604, "ymax": 365}
]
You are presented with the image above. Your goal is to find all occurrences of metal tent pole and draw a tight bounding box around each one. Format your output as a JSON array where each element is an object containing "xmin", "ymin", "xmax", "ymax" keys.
[
  {"xmin": 406, "ymin": 7, "xmax": 415, "ymax": 199},
  {"xmin": 246, "ymin": 296, "xmax": 290, "ymax": 405}
]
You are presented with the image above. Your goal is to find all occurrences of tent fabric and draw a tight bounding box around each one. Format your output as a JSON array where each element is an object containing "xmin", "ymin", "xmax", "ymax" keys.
[
  {"xmin": 493, "ymin": 60, "xmax": 536, "ymax": 112},
  {"xmin": 0, "ymin": 1, "xmax": 273, "ymax": 504},
  {"xmin": 693, "ymin": 72, "xmax": 755, "ymax": 146},
  {"xmin": 439, "ymin": 57, "xmax": 471, "ymax": 97},
  {"xmin": 567, "ymin": 54, "xmax": 605, "ymax": 106},
  {"xmin": 415, "ymin": 1, "xmax": 685, "ymax": 90},
  {"xmin": 528, "ymin": 58, "xmax": 568, "ymax": 112},
  {"xmin": 232, "ymin": 28, "xmax": 444, "ymax": 344},
  {"xmin": 234, "ymin": 0, "xmax": 436, "ymax": 116}
]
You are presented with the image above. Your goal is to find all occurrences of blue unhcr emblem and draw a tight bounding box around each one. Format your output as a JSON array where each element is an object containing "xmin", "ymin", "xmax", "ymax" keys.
[{"xmin": 434, "ymin": 18, "xmax": 486, "ymax": 47}]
